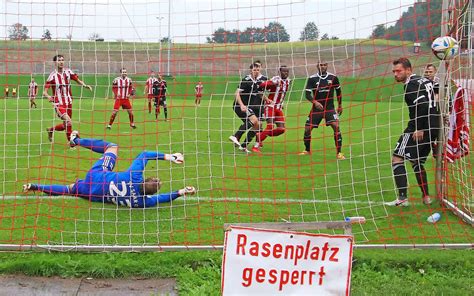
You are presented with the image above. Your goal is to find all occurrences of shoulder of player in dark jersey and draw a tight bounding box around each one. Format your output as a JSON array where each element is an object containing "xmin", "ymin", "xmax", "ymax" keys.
[
  {"xmin": 258, "ymin": 74, "xmax": 268, "ymax": 81},
  {"xmin": 242, "ymin": 74, "xmax": 252, "ymax": 81}
]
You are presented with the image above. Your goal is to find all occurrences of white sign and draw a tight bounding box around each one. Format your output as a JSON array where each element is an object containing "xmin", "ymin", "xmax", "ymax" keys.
[{"xmin": 221, "ymin": 226, "xmax": 353, "ymax": 296}]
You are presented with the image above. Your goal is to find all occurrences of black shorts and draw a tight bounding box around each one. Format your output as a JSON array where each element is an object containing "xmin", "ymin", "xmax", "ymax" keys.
[
  {"xmin": 154, "ymin": 96, "xmax": 167, "ymax": 106},
  {"xmin": 393, "ymin": 133, "xmax": 431, "ymax": 163},
  {"xmin": 305, "ymin": 109, "xmax": 338, "ymax": 128},
  {"xmin": 233, "ymin": 104, "xmax": 263, "ymax": 122}
]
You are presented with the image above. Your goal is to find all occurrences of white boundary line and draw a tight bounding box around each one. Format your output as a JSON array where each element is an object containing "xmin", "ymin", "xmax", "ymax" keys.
[{"xmin": 0, "ymin": 195, "xmax": 387, "ymax": 205}]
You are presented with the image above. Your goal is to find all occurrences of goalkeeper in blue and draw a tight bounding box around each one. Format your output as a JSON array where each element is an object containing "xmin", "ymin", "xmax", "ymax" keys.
[{"xmin": 23, "ymin": 131, "xmax": 196, "ymax": 208}]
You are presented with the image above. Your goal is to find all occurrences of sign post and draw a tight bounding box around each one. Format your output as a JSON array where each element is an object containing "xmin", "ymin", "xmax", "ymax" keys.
[{"xmin": 221, "ymin": 225, "xmax": 354, "ymax": 295}]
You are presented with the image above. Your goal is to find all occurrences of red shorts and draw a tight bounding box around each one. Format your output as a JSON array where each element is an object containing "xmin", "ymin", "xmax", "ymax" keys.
[
  {"xmin": 264, "ymin": 106, "xmax": 285, "ymax": 123},
  {"xmin": 147, "ymin": 94, "xmax": 154, "ymax": 99},
  {"xmin": 196, "ymin": 94, "xmax": 202, "ymax": 98},
  {"xmin": 55, "ymin": 104, "xmax": 72, "ymax": 118},
  {"xmin": 113, "ymin": 99, "xmax": 132, "ymax": 110}
]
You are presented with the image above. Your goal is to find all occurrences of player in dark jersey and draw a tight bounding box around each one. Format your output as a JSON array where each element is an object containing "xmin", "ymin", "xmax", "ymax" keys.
[
  {"xmin": 386, "ymin": 58, "xmax": 436, "ymax": 207},
  {"xmin": 300, "ymin": 62, "xmax": 345, "ymax": 160},
  {"xmin": 229, "ymin": 62, "xmax": 268, "ymax": 152},
  {"xmin": 152, "ymin": 74, "xmax": 168, "ymax": 120},
  {"xmin": 423, "ymin": 63, "xmax": 441, "ymax": 158},
  {"xmin": 23, "ymin": 131, "xmax": 196, "ymax": 208}
]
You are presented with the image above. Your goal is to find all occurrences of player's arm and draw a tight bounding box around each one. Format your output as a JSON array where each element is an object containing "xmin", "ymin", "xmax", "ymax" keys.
[
  {"xmin": 234, "ymin": 88, "xmax": 247, "ymax": 112},
  {"xmin": 144, "ymin": 80, "xmax": 149, "ymax": 95},
  {"xmin": 334, "ymin": 76, "xmax": 343, "ymax": 115},
  {"xmin": 43, "ymin": 81, "xmax": 53, "ymax": 102},
  {"xmin": 71, "ymin": 73, "xmax": 92, "ymax": 91},
  {"xmin": 304, "ymin": 77, "xmax": 316, "ymax": 102},
  {"xmin": 34, "ymin": 85, "xmax": 38, "ymax": 96},
  {"xmin": 112, "ymin": 79, "xmax": 118, "ymax": 99},
  {"xmin": 127, "ymin": 151, "xmax": 184, "ymax": 172},
  {"xmin": 143, "ymin": 186, "xmax": 196, "ymax": 208}
]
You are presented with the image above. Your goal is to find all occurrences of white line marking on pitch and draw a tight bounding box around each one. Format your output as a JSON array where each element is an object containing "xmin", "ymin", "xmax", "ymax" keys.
[{"xmin": 1, "ymin": 195, "xmax": 383, "ymax": 205}]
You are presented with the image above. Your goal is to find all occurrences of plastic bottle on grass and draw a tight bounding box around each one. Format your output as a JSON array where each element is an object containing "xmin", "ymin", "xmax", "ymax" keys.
[
  {"xmin": 427, "ymin": 212, "xmax": 441, "ymax": 223},
  {"xmin": 345, "ymin": 217, "xmax": 366, "ymax": 224}
]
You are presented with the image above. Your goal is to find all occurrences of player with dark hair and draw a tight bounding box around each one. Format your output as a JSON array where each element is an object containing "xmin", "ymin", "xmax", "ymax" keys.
[
  {"xmin": 423, "ymin": 63, "xmax": 441, "ymax": 158},
  {"xmin": 229, "ymin": 62, "xmax": 267, "ymax": 152},
  {"xmin": 252, "ymin": 65, "xmax": 291, "ymax": 153},
  {"xmin": 300, "ymin": 61, "xmax": 344, "ymax": 160},
  {"xmin": 152, "ymin": 74, "xmax": 168, "ymax": 120},
  {"xmin": 44, "ymin": 54, "xmax": 93, "ymax": 143},
  {"xmin": 385, "ymin": 57, "xmax": 436, "ymax": 207},
  {"xmin": 144, "ymin": 71, "xmax": 158, "ymax": 114},
  {"xmin": 28, "ymin": 78, "xmax": 38, "ymax": 108},
  {"xmin": 107, "ymin": 68, "xmax": 136, "ymax": 129},
  {"xmin": 23, "ymin": 131, "xmax": 196, "ymax": 208}
]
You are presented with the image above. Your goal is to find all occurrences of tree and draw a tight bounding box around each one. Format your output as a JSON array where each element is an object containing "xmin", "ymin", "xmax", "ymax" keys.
[
  {"xmin": 88, "ymin": 32, "xmax": 102, "ymax": 41},
  {"xmin": 299, "ymin": 22, "xmax": 319, "ymax": 41},
  {"xmin": 8, "ymin": 23, "xmax": 29, "ymax": 40},
  {"xmin": 384, "ymin": 0, "xmax": 441, "ymax": 42},
  {"xmin": 160, "ymin": 37, "xmax": 172, "ymax": 43},
  {"xmin": 207, "ymin": 27, "xmax": 229, "ymax": 43},
  {"xmin": 320, "ymin": 33, "xmax": 329, "ymax": 40},
  {"xmin": 264, "ymin": 22, "xmax": 290, "ymax": 42},
  {"xmin": 41, "ymin": 29, "xmax": 52, "ymax": 40},
  {"xmin": 330, "ymin": 36, "xmax": 339, "ymax": 40},
  {"xmin": 370, "ymin": 24, "xmax": 386, "ymax": 39}
]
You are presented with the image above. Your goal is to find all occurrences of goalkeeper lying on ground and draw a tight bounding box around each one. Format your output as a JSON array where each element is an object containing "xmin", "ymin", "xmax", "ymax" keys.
[{"xmin": 23, "ymin": 131, "xmax": 196, "ymax": 208}]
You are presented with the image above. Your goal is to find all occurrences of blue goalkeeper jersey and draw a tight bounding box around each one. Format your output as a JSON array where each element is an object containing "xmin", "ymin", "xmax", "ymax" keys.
[{"xmin": 72, "ymin": 151, "xmax": 179, "ymax": 208}]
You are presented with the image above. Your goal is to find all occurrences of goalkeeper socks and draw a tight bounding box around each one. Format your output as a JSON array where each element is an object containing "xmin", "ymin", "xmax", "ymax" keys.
[
  {"xmin": 412, "ymin": 162, "xmax": 429, "ymax": 197},
  {"xmin": 163, "ymin": 107, "xmax": 168, "ymax": 119},
  {"xmin": 392, "ymin": 162, "xmax": 408, "ymax": 200},
  {"xmin": 334, "ymin": 132, "xmax": 342, "ymax": 154},
  {"xmin": 35, "ymin": 184, "xmax": 70, "ymax": 196},
  {"xmin": 76, "ymin": 138, "xmax": 114, "ymax": 154}
]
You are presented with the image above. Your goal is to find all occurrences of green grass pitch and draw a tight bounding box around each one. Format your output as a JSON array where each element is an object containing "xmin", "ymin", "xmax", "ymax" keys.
[{"xmin": 0, "ymin": 74, "xmax": 472, "ymax": 247}]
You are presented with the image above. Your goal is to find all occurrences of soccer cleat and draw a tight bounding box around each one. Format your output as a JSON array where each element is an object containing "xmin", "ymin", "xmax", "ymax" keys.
[
  {"xmin": 130, "ymin": 124, "xmax": 137, "ymax": 129},
  {"xmin": 251, "ymin": 147, "xmax": 262, "ymax": 153},
  {"xmin": 337, "ymin": 152, "xmax": 346, "ymax": 160},
  {"xmin": 299, "ymin": 150, "xmax": 311, "ymax": 155},
  {"xmin": 385, "ymin": 198, "xmax": 409, "ymax": 207},
  {"xmin": 106, "ymin": 125, "xmax": 112, "ymax": 130},
  {"xmin": 178, "ymin": 186, "xmax": 196, "ymax": 196},
  {"xmin": 22, "ymin": 183, "xmax": 37, "ymax": 192},
  {"xmin": 229, "ymin": 135, "xmax": 241, "ymax": 147},
  {"xmin": 70, "ymin": 130, "xmax": 80, "ymax": 147},
  {"xmin": 46, "ymin": 128, "xmax": 53, "ymax": 142},
  {"xmin": 423, "ymin": 196, "xmax": 433, "ymax": 205},
  {"xmin": 239, "ymin": 146, "xmax": 250, "ymax": 153}
]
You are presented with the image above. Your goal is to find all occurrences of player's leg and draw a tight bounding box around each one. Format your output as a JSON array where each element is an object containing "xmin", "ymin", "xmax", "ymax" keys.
[
  {"xmin": 147, "ymin": 96, "xmax": 152, "ymax": 113},
  {"xmin": 70, "ymin": 131, "xmax": 118, "ymax": 156},
  {"xmin": 386, "ymin": 133, "xmax": 410, "ymax": 206},
  {"xmin": 155, "ymin": 97, "xmax": 161, "ymax": 117},
  {"xmin": 411, "ymin": 142, "xmax": 432, "ymax": 205},
  {"xmin": 23, "ymin": 183, "xmax": 74, "ymax": 196},
  {"xmin": 301, "ymin": 110, "xmax": 322, "ymax": 154},
  {"xmin": 241, "ymin": 108, "xmax": 261, "ymax": 150},
  {"xmin": 60, "ymin": 106, "xmax": 73, "ymax": 141},
  {"xmin": 108, "ymin": 100, "xmax": 121, "ymax": 129},
  {"xmin": 326, "ymin": 111, "xmax": 344, "ymax": 159},
  {"xmin": 47, "ymin": 105, "xmax": 67, "ymax": 142},
  {"xmin": 123, "ymin": 99, "xmax": 136, "ymax": 128},
  {"xmin": 230, "ymin": 105, "xmax": 252, "ymax": 146},
  {"xmin": 162, "ymin": 98, "xmax": 168, "ymax": 120}
]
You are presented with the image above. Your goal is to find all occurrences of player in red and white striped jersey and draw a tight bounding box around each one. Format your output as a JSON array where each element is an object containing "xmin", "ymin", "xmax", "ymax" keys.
[
  {"xmin": 107, "ymin": 68, "xmax": 136, "ymax": 129},
  {"xmin": 44, "ymin": 54, "xmax": 92, "ymax": 143},
  {"xmin": 144, "ymin": 71, "xmax": 158, "ymax": 113},
  {"xmin": 195, "ymin": 81, "xmax": 203, "ymax": 106},
  {"xmin": 28, "ymin": 78, "xmax": 38, "ymax": 108},
  {"xmin": 252, "ymin": 66, "xmax": 291, "ymax": 153}
]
